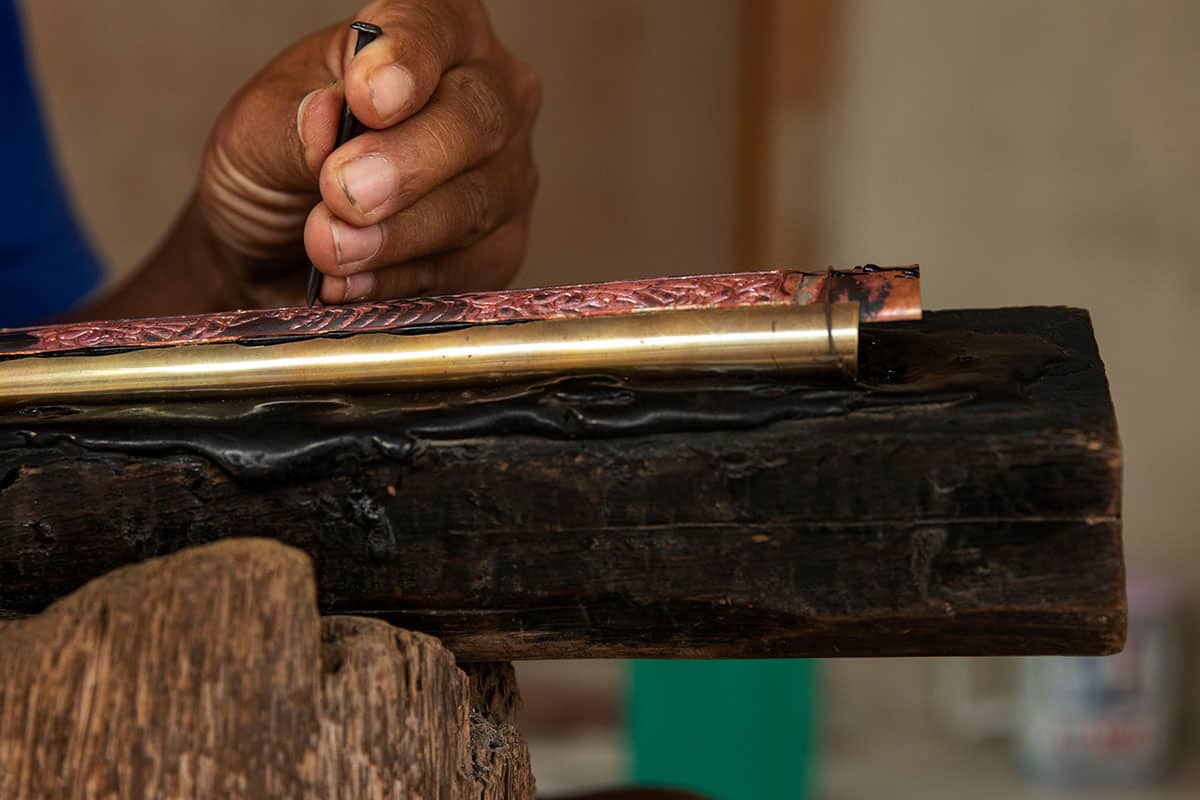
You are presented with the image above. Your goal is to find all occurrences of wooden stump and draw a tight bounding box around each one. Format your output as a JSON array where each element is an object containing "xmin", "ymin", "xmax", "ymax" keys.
[{"xmin": 0, "ymin": 539, "xmax": 533, "ymax": 800}]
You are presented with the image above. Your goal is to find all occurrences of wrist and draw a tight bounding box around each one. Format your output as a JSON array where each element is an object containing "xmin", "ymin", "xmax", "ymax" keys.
[
  {"xmin": 167, "ymin": 195, "xmax": 244, "ymax": 311},
  {"xmin": 60, "ymin": 196, "xmax": 240, "ymax": 322},
  {"xmin": 133, "ymin": 194, "xmax": 245, "ymax": 314}
]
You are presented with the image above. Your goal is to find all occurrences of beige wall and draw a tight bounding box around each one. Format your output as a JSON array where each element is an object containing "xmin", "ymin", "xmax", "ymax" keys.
[{"xmin": 22, "ymin": 0, "xmax": 737, "ymax": 291}]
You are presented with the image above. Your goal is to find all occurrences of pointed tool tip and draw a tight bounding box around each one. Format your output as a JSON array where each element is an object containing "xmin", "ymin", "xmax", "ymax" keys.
[{"xmin": 305, "ymin": 268, "xmax": 322, "ymax": 307}]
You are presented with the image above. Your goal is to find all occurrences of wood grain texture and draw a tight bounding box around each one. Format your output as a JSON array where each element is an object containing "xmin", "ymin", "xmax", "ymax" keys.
[
  {"xmin": 0, "ymin": 308, "xmax": 1124, "ymax": 660},
  {"xmin": 0, "ymin": 539, "xmax": 532, "ymax": 800}
]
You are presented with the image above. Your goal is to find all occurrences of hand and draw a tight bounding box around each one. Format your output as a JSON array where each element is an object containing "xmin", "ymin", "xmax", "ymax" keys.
[{"xmin": 197, "ymin": 0, "xmax": 541, "ymax": 308}]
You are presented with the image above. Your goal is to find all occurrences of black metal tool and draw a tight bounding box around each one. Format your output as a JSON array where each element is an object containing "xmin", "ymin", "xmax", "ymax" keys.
[{"xmin": 305, "ymin": 21, "xmax": 384, "ymax": 307}]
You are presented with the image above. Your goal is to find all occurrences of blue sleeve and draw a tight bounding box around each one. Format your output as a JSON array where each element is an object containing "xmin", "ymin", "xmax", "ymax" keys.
[{"xmin": 0, "ymin": 0, "xmax": 105, "ymax": 328}]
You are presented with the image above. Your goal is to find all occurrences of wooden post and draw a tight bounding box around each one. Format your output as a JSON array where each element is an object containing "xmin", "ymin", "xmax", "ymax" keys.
[{"xmin": 0, "ymin": 539, "xmax": 534, "ymax": 800}]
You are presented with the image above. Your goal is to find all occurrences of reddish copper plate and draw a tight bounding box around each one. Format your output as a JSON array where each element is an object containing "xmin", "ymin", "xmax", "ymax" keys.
[{"xmin": 0, "ymin": 266, "xmax": 918, "ymax": 358}]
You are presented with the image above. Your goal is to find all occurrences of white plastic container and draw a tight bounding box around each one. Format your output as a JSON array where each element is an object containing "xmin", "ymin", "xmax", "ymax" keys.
[{"xmin": 1016, "ymin": 577, "xmax": 1183, "ymax": 785}]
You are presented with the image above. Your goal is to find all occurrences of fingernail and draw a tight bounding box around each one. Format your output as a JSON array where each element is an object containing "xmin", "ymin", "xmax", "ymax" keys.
[
  {"xmin": 368, "ymin": 65, "xmax": 415, "ymax": 119},
  {"xmin": 343, "ymin": 272, "xmax": 376, "ymax": 302},
  {"xmin": 339, "ymin": 155, "xmax": 395, "ymax": 213},
  {"xmin": 296, "ymin": 87, "xmax": 323, "ymax": 152},
  {"xmin": 330, "ymin": 219, "xmax": 382, "ymax": 265}
]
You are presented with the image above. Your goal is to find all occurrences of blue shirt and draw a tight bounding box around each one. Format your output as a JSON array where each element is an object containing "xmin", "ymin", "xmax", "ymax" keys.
[{"xmin": 0, "ymin": 0, "xmax": 104, "ymax": 327}]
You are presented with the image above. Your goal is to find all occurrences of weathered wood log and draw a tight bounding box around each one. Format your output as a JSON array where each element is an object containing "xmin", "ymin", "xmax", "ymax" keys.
[
  {"xmin": 0, "ymin": 307, "xmax": 1124, "ymax": 659},
  {"xmin": 0, "ymin": 539, "xmax": 533, "ymax": 800}
]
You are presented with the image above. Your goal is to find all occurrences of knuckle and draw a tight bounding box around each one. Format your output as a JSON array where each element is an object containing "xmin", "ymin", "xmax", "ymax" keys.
[
  {"xmin": 460, "ymin": 171, "xmax": 495, "ymax": 239},
  {"xmin": 406, "ymin": 34, "xmax": 446, "ymax": 83},
  {"xmin": 516, "ymin": 62, "xmax": 543, "ymax": 119},
  {"xmin": 384, "ymin": 0, "xmax": 458, "ymax": 74},
  {"xmin": 370, "ymin": 3, "xmax": 453, "ymax": 78},
  {"xmin": 417, "ymin": 115, "xmax": 466, "ymax": 176},
  {"xmin": 455, "ymin": 0, "xmax": 484, "ymax": 27},
  {"xmin": 409, "ymin": 7, "xmax": 454, "ymax": 68},
  {"xmin": 449, "ymin": 69, "xmax": 508, "ymax": 151}
]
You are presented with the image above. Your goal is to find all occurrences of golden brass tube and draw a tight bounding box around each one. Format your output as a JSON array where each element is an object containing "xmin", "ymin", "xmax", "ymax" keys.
[{"xmin": 0, "ymin": 303, "xmax": 858, "ymax": 406}]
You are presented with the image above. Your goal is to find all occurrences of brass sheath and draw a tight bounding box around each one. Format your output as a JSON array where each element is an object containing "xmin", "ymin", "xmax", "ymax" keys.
[{"xmin": 0, "ymin": 303, "xmax": 859, "ymax": 406}]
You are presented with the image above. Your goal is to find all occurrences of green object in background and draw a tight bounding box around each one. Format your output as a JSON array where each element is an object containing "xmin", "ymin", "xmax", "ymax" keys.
[{"xmin": 628, "ymin": 659, "xmax": 818, "ymax": 799}]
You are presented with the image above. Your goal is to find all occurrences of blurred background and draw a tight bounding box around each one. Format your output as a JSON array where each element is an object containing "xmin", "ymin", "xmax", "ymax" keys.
[{"xmin": 19, "ymin": 0, "xmax": 1199, "ymax": 796}]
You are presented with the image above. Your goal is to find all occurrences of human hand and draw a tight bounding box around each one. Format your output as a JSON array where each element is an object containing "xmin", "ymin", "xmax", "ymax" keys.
[{"xmin": 196, "ymin": 0, "xmax": 541, "ymax": 308}]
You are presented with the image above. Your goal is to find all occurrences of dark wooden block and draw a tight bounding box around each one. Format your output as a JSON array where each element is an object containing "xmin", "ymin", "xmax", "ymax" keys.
[{"xmin": 0, "ymin": 307, "xmax": 1124, "ymax": 659}]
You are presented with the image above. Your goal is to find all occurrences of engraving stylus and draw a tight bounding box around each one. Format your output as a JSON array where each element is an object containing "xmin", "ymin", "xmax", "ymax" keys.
[{"xmin": 305, "ymin": 21, "xmax": 383, "ymax": 306}]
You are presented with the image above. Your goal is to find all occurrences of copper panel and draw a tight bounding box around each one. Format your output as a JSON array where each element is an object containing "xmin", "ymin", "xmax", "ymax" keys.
[{"xmin": 0, "ymin": 267, "xmax": 917, "ymax": 359}]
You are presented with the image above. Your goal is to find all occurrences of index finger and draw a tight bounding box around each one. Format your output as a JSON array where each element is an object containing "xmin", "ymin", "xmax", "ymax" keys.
[{"xmin": 342, "ymin": 0, "xmax": 477, "ymax": 130}]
